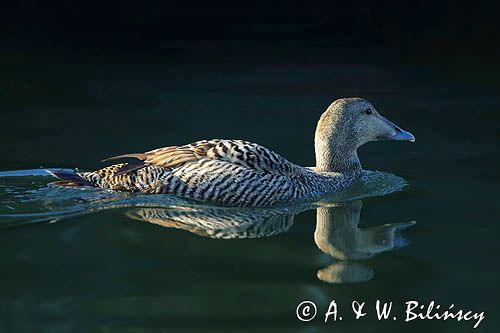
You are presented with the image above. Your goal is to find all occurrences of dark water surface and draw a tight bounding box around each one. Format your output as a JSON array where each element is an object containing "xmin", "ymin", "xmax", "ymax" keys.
[{"xmin": 0, "ymin": 43, "xmax": 499, "ymax": 332}]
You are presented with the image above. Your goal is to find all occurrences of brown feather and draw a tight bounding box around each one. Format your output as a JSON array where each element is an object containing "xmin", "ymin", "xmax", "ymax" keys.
[
  {"xmin": 101, "ymin": 153, "xmax": 147, "ymax": 162},
  {"xmin": 146, "ymin": 149, "xmax": 198, "ymax": 168},
  {"xmin": 99, "ymin": 139, "xmax": 300, "ymax": 177}
]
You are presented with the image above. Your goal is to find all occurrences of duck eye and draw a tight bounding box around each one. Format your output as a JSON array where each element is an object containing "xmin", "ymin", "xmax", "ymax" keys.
[{"xmin": 365, "ymin": 108, "xmax": 373, "ymax": 115}]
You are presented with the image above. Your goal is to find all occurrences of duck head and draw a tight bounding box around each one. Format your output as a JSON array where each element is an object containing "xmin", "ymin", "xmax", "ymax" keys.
[{"xmin": 315, "ymin": 98, "xmax": 415, "ymax": 173}]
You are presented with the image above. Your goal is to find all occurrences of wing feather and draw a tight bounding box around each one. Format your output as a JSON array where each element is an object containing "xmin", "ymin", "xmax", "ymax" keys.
[
  {"xmin": 101, "ymin": 153, "xmax": 147, "ymax": 162},
  {"xmin": 101, "ymin": 139, "xmax": 302, "ymax": 176}
]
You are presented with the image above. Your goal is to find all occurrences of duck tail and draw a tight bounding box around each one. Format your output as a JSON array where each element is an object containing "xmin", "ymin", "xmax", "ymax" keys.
[{"xmin": 48, "ymin": 169, "xmax": 94, "ymax": 187}]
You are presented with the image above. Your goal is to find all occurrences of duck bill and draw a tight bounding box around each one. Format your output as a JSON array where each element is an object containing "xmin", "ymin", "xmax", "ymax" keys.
[
  {"xmin": 391, "ymin": 128, "xmax": 415, "ymax": 142},
  {"xmin": 379, "ymin": 116, "xmax": 416, "ymax": 142}
]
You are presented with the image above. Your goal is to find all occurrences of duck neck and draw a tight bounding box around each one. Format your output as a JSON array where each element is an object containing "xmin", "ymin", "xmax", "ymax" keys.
[{"xmin": 314, "ymin": 139, "xmax": 362, "ymax": 176}]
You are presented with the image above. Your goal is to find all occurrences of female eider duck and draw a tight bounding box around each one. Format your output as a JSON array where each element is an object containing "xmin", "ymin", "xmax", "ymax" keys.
[{"xmin": 50, "ymin": 98, "xmax": 415, "ymax": 207}]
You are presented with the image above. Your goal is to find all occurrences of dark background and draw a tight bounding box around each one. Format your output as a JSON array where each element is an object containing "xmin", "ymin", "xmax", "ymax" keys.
[{"xmin": 1, "ymin": 1, "xmax": 499, "ymax": 59}]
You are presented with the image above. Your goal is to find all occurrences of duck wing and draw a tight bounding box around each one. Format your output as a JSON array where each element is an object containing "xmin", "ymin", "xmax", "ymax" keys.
[{"xmin": 102, "ymin": 139, "xmax": 302, "ymax": 176}]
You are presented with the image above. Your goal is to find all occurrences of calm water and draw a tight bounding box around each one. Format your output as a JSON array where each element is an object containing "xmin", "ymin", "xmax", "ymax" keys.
[{"xmin": 0, "ymin": 43, "xmax": 499, "ymax": 332}]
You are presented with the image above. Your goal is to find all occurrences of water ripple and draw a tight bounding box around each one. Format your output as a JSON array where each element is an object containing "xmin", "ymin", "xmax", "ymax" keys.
[{"xmin": 0, "ymin": 169, "xmax": 408, "ymax": 228}]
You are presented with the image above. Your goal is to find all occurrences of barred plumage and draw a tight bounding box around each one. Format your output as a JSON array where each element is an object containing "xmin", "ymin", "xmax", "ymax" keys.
[
  {"xmin": 73, "ymin": 156, "xmax": 352, "ymax": 207},
  {"xmin": 50, "ymin": 98, "xmax": 415, "ymax": 207}
]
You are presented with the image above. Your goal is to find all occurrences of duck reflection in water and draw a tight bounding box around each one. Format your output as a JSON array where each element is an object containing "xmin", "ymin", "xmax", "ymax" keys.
[{"xmin": 126, "ymin": 200, "xmax": 414, "ymax": 284}]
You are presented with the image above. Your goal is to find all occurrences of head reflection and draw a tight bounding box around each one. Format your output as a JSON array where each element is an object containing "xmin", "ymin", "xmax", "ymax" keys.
[
  {"xmin": 314, "ymin": 200, "xmax": 414, "ymax": 283},
  {"xmin": 126, "ymin": 200, "xmax": 414, "ymax": 283}
]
